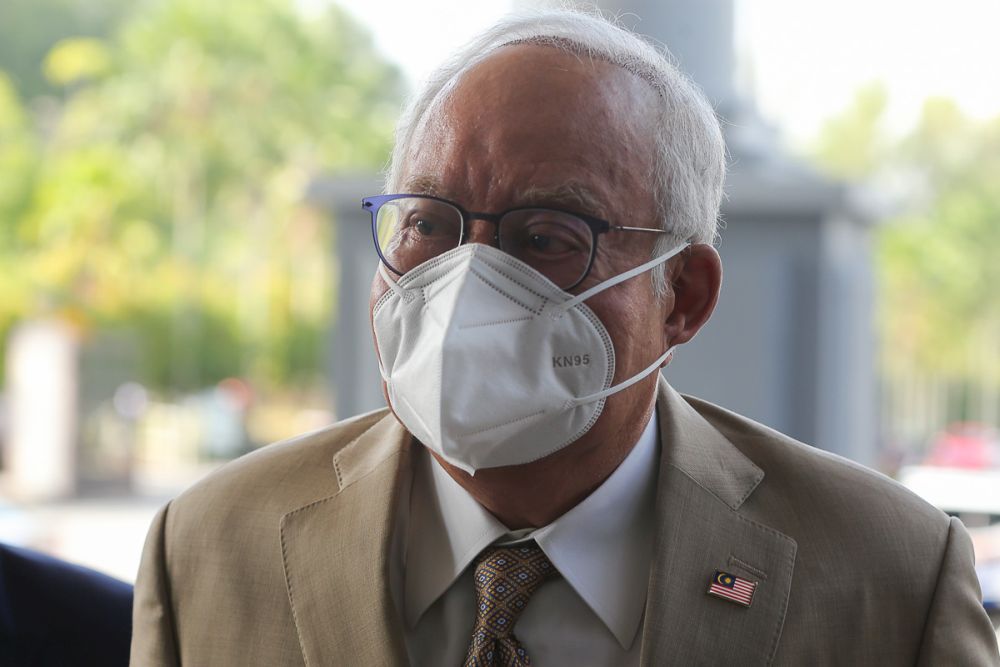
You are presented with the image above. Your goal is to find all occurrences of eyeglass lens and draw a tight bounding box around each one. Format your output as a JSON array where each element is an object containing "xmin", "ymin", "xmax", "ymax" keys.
[{"xmin": 374, "ymin": 197, "xmax": 593, "ymax": 289}]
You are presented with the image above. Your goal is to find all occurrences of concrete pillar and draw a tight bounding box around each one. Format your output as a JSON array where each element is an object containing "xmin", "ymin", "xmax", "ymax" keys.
[
  {"xmin": 597, "ymin": 0, "xmax": 737, "ymax": 114},
  {"xmin": 308, "ymin": 174, "xmax": 387, "ymax": 419},
  {"xmin": 4, "ymin": 319, "xmax": 78, "ymax": 500}
]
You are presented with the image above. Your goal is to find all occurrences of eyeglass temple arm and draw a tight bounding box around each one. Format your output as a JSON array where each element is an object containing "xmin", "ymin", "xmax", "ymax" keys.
[{"xmin": 611, "ymin": 225, "xmax": 672, "ymax": 234}]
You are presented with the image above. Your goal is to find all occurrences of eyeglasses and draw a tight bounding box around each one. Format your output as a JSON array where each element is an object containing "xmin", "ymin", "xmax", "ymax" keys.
[{"xmin": 362, "ymin": 193, "xmax": 672, "ymax": 290}]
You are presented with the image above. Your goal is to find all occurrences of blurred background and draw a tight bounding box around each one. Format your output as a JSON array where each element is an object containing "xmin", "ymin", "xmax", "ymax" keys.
[{"xmin": 0, "ymin": 0, "xmax": 997, "ymax": 629}]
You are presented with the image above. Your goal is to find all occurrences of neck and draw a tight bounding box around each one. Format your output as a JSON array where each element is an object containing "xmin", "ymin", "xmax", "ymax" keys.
[{"xmin": 431, "ymin": 389, "xmax": 657, "ymax": 529}]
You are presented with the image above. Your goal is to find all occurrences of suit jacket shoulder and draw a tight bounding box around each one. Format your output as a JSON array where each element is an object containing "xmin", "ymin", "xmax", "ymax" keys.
[
  {"xmin": 688, "ymin": 392, "xmax": 946, "ymax": 530},
  {"xmin": 159, "ymin": 404, "xmax": 395, "ymax": 601},
  {"xmin": 170, "ymin": 406, "xmax": 390, "ymax": 517},
  {"xmin": 679, "ymin": 392, "xmax": 998, "ymax": 665},
  {"xmin": 132, "ymin": 407, "xmax": 408, "ymax": 667}
]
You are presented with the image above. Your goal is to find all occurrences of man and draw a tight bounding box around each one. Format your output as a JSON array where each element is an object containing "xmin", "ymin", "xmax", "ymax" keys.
[
  {"xmin": 0, "ymin": 543, "xmax": 133, "ymax": 666},
  {"xmin": 132, "ymin": 9, "xmax": 1000, "ymax": 666}
]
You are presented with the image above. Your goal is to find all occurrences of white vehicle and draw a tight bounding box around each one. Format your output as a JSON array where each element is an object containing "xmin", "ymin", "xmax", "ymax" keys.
[{"xmin": 898, "ymin": 465, "xmax": 1000, "ymax": 616}]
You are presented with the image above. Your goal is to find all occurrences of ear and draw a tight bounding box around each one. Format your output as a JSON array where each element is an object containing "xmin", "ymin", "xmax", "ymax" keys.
[{"xmin": 663, "ymin": 244, "xmax": 722, "ymax": 350}]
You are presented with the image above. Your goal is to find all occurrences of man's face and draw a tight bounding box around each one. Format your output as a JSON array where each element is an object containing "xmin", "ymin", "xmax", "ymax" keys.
[{"xmin": 370, "ymin": 44, "xmax": 674, "ymax": 467}]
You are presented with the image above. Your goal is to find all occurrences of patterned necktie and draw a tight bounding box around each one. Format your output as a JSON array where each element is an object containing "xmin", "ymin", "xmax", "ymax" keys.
[{"xmin": 463, "ymin": 542, "xmax": 559, "ymax": 667}]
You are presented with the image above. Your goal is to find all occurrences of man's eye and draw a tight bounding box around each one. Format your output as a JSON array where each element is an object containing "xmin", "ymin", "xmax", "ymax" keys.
[
  {"xmin": 528, "ymin": 233, "xmax": 563, "ymax": 253},
  {"xmin": 521, "ymin": 223, "xmax": 586, "ymax": 256},
  {"xmin": 529, "ymin": 234, "xmax": 548, "ymax": 249},
  {"xmin": 403, "ymin": 213, "xmax": 445, "ymax": 237}
]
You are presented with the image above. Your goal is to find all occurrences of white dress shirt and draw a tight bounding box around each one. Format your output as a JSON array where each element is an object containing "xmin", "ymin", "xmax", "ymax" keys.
[{"xmin": 390, "ymin": 413, "xmax": 660, "ymax": 666}]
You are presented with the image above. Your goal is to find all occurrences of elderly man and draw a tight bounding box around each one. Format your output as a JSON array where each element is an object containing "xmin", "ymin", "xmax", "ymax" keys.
[{"xmin": 131, "ymin": 9, "xmax": 1000, "ymax": 666}]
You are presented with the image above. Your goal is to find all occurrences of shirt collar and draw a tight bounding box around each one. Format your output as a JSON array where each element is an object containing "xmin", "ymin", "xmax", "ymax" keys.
[{"xmin": 403, "ymin": 412, "xmax": 660, "ymax": 650}]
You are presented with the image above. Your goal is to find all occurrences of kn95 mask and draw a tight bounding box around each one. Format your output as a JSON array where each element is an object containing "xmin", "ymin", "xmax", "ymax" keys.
[{"xmin": 371, "ymin": 241, "xmax": 687, "ymax": 474}]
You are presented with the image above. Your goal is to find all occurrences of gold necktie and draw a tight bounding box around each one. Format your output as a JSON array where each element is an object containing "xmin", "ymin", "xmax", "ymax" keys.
[{"xmin": 463, "ymin": 543, "xmax": 559, "ymax": 667}]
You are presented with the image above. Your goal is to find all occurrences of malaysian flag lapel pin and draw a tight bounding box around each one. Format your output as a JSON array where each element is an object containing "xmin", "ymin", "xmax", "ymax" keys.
[{"xmin": 707, "ymin": 570, "xmax": 757, "ymax": 607}]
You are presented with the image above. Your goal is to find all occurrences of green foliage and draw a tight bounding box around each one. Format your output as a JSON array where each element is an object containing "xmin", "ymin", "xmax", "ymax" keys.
[
  {"xmin": 43, "ymin": 37, "xmax": 112, "ymax": 86},
  {"xmin": 0, "ymin": 0, "xmax": 404, "ymax": 391},
  {"xmin": 0, "ymin": 72, "xmax": 36, "ymax": 228},
  {"xmin": 813, "ymin": 91, "xmax": 1000, "ymax": 384},
  {"xmin": 813, "ymin": 82, "xmax": 889, "ymax": 179},
  {"xmin": 0, "ymin": 71, "xmax": 38, "ymax": 338},
  {"xmin": 0, "ymin": 0, "xmax": 129, "ymax": 100}
]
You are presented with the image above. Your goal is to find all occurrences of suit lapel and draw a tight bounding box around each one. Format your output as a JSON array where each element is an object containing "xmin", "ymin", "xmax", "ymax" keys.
[
  {"xmin": 280, "ymin": 414, "xmax": 412, "ymax": 667},
  {"xmin": 640, "ymin": 379, "xmax": 797, "ymax": 666}
]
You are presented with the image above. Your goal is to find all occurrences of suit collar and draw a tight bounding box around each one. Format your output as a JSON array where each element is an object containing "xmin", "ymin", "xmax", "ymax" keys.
[
  {"xmin": 280, "ymin": 412, "xmax": 412, "ymax": 667},
  {"xmin": 404, "ymin": 412, "xmax": 661, "ymax": 650},
  {"xmin": 655, "ymin": 377, "xmax": 763, "ymax": 510},
  {"xmin": 639, "ymin": 377, "xmax": 796, "ymax": 665},
  {"xmin": 332, "ymin": 410, "xmax": 409, "ymax": 490}
]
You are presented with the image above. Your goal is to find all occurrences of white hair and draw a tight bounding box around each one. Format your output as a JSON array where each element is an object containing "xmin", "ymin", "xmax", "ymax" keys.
[{"xmin": 386, "ymin": 7, "xmax": 726, "ymax": 295}]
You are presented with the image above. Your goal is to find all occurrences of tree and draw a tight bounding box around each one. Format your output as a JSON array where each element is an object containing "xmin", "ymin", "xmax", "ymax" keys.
[
  {"xmin": 0, "ymin": 0, "xmax": 128, "ymax": 101},
  {"xmin": 1, "ymin": 0, "xmax": 404, "ymax": 391},
  {"xmin": 812, "ymin": 88, "xmax": 1000, "ymax": 432},
  {"xmin": 879, "ymin": 100, "xmax": 1000, "ymax": 378},
  {"xmin": 0, "ymin": 72, "xmax": 38, "ymax": 353}
]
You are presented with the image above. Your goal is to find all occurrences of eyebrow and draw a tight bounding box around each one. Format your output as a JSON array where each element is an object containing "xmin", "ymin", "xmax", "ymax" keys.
[
  {"xmin": 402, "ymin": 175, "xmax": 443, "ymax": 196},
  {"xmin": 516, "ymin": 182, "xmax": 607, "ymax": 218},
  {"xmin": 399, "ymin": 176, "xmax": 608, "ymax": 218}
]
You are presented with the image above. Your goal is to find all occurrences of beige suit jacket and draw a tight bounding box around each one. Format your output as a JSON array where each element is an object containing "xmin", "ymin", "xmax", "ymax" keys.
[{"xmin": 131, "ymin": 379, "xmax": 1000, "ymax": 665}]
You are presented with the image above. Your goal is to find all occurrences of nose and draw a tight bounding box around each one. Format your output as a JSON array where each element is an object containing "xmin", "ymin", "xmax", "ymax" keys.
[{"xmin": 460, "ymin": 217, "xmax": 501, "ymax": 247}]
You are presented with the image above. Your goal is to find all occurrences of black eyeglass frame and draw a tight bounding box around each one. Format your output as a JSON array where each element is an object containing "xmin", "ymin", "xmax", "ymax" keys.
[{"xmin": 362, "ymin": 193, "xmax": 671, "ymax": 290}]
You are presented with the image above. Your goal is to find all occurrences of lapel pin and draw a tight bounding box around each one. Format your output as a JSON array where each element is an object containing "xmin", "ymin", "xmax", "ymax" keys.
[{"xmin": 707, "ymin": 570, "xmax": 757, "ymax": 607}]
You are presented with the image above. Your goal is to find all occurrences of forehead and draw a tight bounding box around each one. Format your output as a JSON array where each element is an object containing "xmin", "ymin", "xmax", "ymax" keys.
[
  {"xmin": 446, "ymin": 42, "xmax": 654, "ymax": 107},
  {"xmin": 403, "ymin": 44, "xmax": 659, "ymax": 211}
]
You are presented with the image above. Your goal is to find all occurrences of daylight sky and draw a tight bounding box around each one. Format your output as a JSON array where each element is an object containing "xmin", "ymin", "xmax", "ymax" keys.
[{"xmin": 331, "ymin": 0, "xmax": 1000, "ymax": 145}]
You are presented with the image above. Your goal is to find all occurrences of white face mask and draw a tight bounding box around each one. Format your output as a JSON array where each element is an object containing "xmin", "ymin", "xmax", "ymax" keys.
[{"xmin": 372, "ymin": 241, "xmax": 688, "ymax": 474}]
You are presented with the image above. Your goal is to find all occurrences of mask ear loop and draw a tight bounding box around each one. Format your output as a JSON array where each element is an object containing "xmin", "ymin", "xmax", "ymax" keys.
[
  {"xmin": 565, "ymin": 346, "xmax": 674, "ymax": 408},
  {"xmin": 550, "ymin": 242, "xmax": 689, "ymax": 317},
  {"xmin": 556, "ymin": 241, "xmax": 689, "ymax": 407},
  {"xmin": 378, "ymin": 261, "xmax": 409, "ymax": 299}
]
